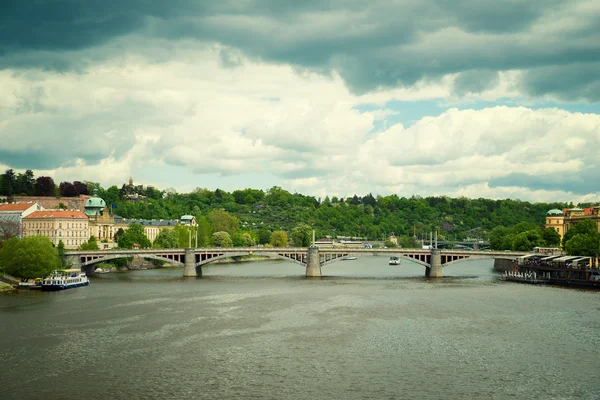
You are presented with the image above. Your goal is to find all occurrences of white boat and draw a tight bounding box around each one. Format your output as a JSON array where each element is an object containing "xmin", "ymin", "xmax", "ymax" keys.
[
  {"xmin": 41, "ymin": 271, "xmax": 90, "ymax": 291},
  {"xmin": 343, "ymin": 256, "xmax": 358, "ymax": 261},
  {"xmin": 389, "ymin": 256, "xmax": 401, "ymax": 266}
]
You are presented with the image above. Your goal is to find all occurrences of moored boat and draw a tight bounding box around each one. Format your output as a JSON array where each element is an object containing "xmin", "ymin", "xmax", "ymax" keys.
[
  {"xmin": 41, "ymin": 271, "xmax": 89, "ymax": 291},
  {"xmin": 342, "ymin": 256, "xmax": 358, "ymax": 261},
  {"xmin": 501, "ymin": 271, "xmax": 548, "ymax": 285}
]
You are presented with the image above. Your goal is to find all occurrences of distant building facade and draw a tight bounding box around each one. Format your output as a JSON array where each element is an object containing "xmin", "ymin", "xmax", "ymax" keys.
[
  {"xmin": 114, "ymin": 216, "xmax": 180, "ymax": 243},
  {"xmin": 545, "ymin": 206, "xmax": 600, "ymax": 242},
  {"xmin": 23, "ymin": 210, "xmax": 89, "ymax": 249}
]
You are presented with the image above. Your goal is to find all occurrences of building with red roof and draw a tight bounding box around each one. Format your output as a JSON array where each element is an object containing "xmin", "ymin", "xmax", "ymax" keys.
[
  {"xmin": 0, "ymin": 202, "xmax": 44, "ymax": 238},
  {"xmin": 23, "ymin": 210, "xmax": 89, "ymax": 249}
]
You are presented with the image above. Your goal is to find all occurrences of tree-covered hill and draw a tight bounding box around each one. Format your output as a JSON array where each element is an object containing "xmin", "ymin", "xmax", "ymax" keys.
[
  {"xmin": 86, "ymin": 182, "xmax": 569, "ymax": 242},
  {"xmin": 1, "ymin": 168, "xmax": 576, "ymax": 244}
]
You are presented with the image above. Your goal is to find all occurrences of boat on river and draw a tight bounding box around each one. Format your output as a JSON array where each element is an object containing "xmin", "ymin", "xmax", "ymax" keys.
[
  {"xmin": 501, "ymin": 271, "xmax": 548, "ymax": 285},
  {"xmin": 41, "ymin": 271, "xmax": 89, "ymax": 291},
  {"xmin": 389, "ymin": 256, "xmax": 401, "ymax": 266},
  {"xmin": 501, "ymin": 255, "xmax": 600, "ymax": 289},
  {"xmin": 342, "ymin": 256, "xmax": 358, "ymax": 261}
]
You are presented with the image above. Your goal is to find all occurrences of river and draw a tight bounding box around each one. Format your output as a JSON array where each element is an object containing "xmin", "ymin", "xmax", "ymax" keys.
[{"xmin": 1, "ymin": 256, "xmax": 599, "ymax": 400}]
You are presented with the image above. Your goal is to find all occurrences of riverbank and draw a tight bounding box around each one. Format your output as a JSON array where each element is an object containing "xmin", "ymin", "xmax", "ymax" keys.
[{"xmin": 0, "ymin": 280, "xmax": 16, "ymax": 292}]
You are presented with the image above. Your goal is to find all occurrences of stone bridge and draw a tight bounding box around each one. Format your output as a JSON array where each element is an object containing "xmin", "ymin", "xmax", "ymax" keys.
[{"xmin": 64, "ymin": 247, "xmax": 526, "ymax": 278}]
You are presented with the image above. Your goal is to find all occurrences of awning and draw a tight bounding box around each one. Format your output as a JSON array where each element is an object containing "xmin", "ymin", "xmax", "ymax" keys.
[
  {"xmin": 539, "ymin": 255, "xmax": 561, "ymax": 261},
  {"xmin": 552, "ymin": 256, "xmax": 579, "ymax": 263},
  {"xmin": 569, "ymin": 257, "xmax": 590, "ymax": 265}
]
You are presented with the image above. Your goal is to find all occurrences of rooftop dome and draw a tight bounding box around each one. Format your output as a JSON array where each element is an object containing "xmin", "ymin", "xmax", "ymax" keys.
[
  {"xmin": 85, "ymin": 196, "xmax": 106, "ymax": 209},
  {"xmin": 546, "ymin": 209, "xmax": 563, "ymax": 215},
  {"xmin": 84, "ymin": 190, "xmax": 107, "ymax": 217}
]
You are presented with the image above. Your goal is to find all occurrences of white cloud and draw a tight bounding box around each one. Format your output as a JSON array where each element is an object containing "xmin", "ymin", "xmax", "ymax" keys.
[{"xmin": 0, "ymin": 41, "xmax": 599, "ymax": 204}]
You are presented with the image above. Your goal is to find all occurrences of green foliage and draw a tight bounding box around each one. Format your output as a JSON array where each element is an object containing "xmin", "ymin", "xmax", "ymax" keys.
[
  {"xmin": 8, "ymin": 173, "xmax": 581, "ymax": 246},
  {"xmin": 57, "ymin": 240, "xmax": 67, "ymax": 268},
  {"xmin": 212, "ymin": 231, "xmax": 233, "ymax": 247},
  {"xmin": 257, "ymin": 229, "xmax": 271, "ymax": 245},
  {"xmin": 291, "ymin": 223, "xmax": 312, "ymax": 247},
  {"xmin": 562, "ymin": 219, "xmax": 597, "ymax": 247},
  {"xmin": 0, "ymin": 236, "xmax": 59, "ymax": 279},
  {"xmin": 208, "ymin": 209, "xmax": 239, "ymax": 234},
  {"xmin": 541, "ymin": 227, "xmax": 561, "ymax": 247},
  {"xmin": 173, "ymin": 225, "xmax": 192, "ymax": 248},
  {"xmin": 270, "ymin": 230, "xmax": 288, "ymax": 247},
  {"xmin": 383, "ymin": 239, "xmax": 398, "ymax": 248},
  {"xmin": 153, "ymin": 229, "xmax": 180, "ymax": 249},
  {"xmin": 564, "ymin": 234, "xmax": 600, "ymax": 257},
  {"xmin": 80, "ymin": 236, "xmax": 100, "ymax": 250},
  {"xmin": 195, "ymin": 216, "xmax": 211, "ymax": 247},
  {"xmin": 118, "ymin": 223, "xmax": 151, "ymax": 249},
  {"xmin": 231, "ymin": 232, "xmax": 245, "ymax": 247}
]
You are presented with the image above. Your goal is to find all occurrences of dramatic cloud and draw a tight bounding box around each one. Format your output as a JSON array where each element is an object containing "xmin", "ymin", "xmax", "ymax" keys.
[
  {"xmin": 0, "ymin": 1, "xmax": 598, "ymax": 203},
  {"xmin": 1, "ymin": 0, "xmax": 599, "ymax": 100}
]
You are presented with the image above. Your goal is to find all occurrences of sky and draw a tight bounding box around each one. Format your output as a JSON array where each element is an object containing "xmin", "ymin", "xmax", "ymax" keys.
[{"xmin": 1, "ymin": 0, "xmax": 599, "ymax": 203}]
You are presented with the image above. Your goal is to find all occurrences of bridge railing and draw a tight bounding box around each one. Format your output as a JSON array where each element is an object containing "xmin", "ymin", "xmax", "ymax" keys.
[{"xmin": 64, "ymin": 247, "xmax": 527, "ymax": 257}]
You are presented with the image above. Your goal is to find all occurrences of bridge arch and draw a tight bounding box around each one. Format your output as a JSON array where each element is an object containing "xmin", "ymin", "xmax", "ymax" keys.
[
  {"xmin": 442, "ymin": 255, "xmax": 495, "ymax": 267},
  {"xmin": 395, "ymin": 254, "xmax": 431, "ymax": 267},
  {"xmin": 81, "ymin": 254, "xmax": 184, "ymax": 267},
  {"xmin": 196, "ymin": 252, "xmax": 306, "ymax": 267}
]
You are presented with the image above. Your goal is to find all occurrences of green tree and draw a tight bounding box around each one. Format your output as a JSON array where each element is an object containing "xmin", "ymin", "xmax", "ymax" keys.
[
  {"xmin": 383, "ymin": 239, "xmax": 398, "ymax": 248},
  {"xmin": 80, "ymin": 236, "xmax": 100, "ymax": 250},
  {"xmin": 562, "ymin": 219, "xmax": 598, "ymax": 247},
  {"xmin": 564, "ymin": 234, "xmax": 600, "ymax": 257},
  {"xmin": 1, "ymin": 169, "xmax": 16, "ymax": 196},
  {"xmin": 512, "ymin": 232, "xmax": 532, "ymax": 251},
  {"xmin": 489, "ymin": 226, "xmax": 511, "ymax": 250},
  {"xmin": 231, "ymin": 232, "xmax": 245, "ymax": 247},
  {"xmin": 153, "ymin": 229, "xmax": 180, "ymax": 248},
  {"xmin": 57, "ymin": 240, "xmax": 66, "ymax": 268},
  {"xmin": 541, "ymin": 227, "xmax": 561, "ymax": 247},
  {"xmin": 0, "ymin": 236, "xmax": 59, "ymax": 279},
  {"xmin": 257, "ymin": 229, "xmax": 271, "ymax": 245},
  {"xmin": 173, "ymin": 225, "xmax": 192, "ymax": 248},
  {"xmin": 208, "ymin": 209, "xmax": 239, "ymax": 234},
  {"xmin": 114, "ymin": 228, "xmax": 125, "ymax": 243},
  {"xmin": 118, "ymin": 223, "xmax": 151, "ymax": 249},
  {"xmin": 291, "ymin": 223, "xmax": 312, "ymax": 247},
  {"xmin": 270, "ymin": 230, "xmax": 288, "ymax": 247},
  {"xmin": 212, "ymin": 231, "xmax": 233, "ymax": 247},
  {"xmin": 195, "ymin": 216, "xmax": 211, "ymax": 247},
  {"xmin": 242, "ymin": 232, "xmax": 255, "ymax": 246},
  {"xmin": 15, "ymin": 170, "xmax": 35, "ymax": 195}
]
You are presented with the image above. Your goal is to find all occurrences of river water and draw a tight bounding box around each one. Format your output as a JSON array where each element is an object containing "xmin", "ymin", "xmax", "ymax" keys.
[{"xmin": 1, "ymin": 256, "xmax": 599, "ymax": 400}]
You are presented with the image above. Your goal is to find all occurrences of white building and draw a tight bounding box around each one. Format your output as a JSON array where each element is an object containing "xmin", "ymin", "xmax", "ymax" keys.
[{"xmin": 0, "ymin": 202, "xmax": 44, "ymax": 238}]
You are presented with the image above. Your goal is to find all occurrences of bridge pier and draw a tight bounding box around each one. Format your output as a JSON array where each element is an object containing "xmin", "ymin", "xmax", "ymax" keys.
[
  {"xmin": 82, "ymin": 264, "xmax": 95, "ymax": 276},
  {"xmin": 305, "ymin": 246, "xmax": 321, "ymax": 277},
  {"xmin": 183, "ymin": 248, "xmax": 201, "ymax": 277},
  {"xmin": 427, "ymin": 249, "xmax": 443, "ymax": 278},
  {"xmin": 64, "ymin": 255, "xmax": 82, "ymax": 271}
]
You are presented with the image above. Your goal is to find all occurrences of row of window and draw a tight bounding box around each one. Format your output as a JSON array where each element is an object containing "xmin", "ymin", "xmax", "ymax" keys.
[
  {"xmin": 27, "ymin": 222, "xmax": 87, "ymax": 229},
  {"xmin": 28, "ymin": 230, "xmax": 87, "ymax": 237}
]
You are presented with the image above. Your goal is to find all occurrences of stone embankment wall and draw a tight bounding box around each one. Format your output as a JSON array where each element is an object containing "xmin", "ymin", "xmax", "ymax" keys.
[
  {"xmin": 8, "ymin": 195, "xmax": 91, "ymax": 210},
  {"xmin": 493, "ymin": 258, "xmax": 514, "ymax": 272}
]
